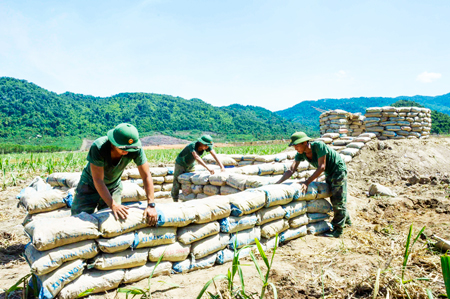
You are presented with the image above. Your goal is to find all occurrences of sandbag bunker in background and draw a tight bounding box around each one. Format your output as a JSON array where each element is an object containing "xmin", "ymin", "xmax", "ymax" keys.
[{"xmin": 21, "ymin": 178, "xmax": 333, "ymax": 299}]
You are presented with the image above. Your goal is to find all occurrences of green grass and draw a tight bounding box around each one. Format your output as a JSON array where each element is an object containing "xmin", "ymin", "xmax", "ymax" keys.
[{"xmin": 0, "ymin": 143, "xmax": 289, "ymax": 189}]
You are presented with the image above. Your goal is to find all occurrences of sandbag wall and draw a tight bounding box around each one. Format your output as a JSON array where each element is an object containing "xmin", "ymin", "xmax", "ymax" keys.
[
  {"xmin": 364, "ymin": 106, "xmax": 431, "ymax": 139},
  {"xmin": 319, "ymin": 110, "xmax": 366, "ymax": 137},
  {"xmin": 23, "ymin": 181, "xmax": 333, "ymax": 299}
]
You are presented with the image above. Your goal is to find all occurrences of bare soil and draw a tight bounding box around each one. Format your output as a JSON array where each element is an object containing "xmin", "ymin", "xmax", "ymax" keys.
[{"xmin": 1, "ymin": 137, "xmax": 450, "ymax": 298}]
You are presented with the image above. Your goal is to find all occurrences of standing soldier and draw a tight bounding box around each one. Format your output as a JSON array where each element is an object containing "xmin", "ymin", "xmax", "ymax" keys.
[
  {"xmin": 276, "ymin": 132, "xmax": 351, "ymax": 237},
  {"xmin": 172, "ymin": 135, "xmax": 225, "ymax": 202},
  {"xmin": 71, "ymin": 123, "xmax": 157, "ymax": 226}
]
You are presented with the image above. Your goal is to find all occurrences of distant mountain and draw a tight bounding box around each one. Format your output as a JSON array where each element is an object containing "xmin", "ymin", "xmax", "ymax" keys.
[
  {"xmin": 0, "ymin": 77, "xmax": 308, "ymax": 150},
  {"xmin": 276, "ymin": 94, "xmax": 450, "ymax": 132}
]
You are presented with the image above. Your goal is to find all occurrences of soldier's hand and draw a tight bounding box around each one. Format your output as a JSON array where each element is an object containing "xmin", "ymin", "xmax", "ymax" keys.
[
  {"xmin": 300, "ymin": 183, "xmax": 308, "ymax": 194},
  {"xmin": 209, "ymin": 169, "xmax": 215, "ymax": 175},
  {"xmin": 144, "ymin": 207, "xmax": 158, "ymax": 226},
  {"xmin": 111, "ymin": 203, "xmax": 129, "ymax": 220}
]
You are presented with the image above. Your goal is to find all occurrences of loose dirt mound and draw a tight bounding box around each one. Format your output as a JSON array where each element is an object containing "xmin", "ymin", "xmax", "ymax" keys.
[{"xmin": 1, "ymin": 137, "xmax": 449, "ymax": 298}]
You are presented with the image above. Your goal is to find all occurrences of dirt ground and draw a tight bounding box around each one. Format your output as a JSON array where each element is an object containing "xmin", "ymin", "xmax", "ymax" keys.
[{"xmin": 1, "ymin": 137, "xmax": 450, "ymax": 298}]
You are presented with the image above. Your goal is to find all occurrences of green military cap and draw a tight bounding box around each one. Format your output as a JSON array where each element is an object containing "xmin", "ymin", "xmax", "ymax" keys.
[
  {"xmin": 197, "ymin": 135, "xmax": 213, "ymax": 146},
  {"xmin": 289, "ymin": 132, "xmax": 311, "ymax": 146},
  {"xmin": 107, "ymin": 123, "xmax": 142, "ymax": 152}
]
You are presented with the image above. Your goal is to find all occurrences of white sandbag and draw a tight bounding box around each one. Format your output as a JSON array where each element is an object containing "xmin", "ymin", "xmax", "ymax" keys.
[
  {"xmin": 288, "ymin": 214, "xmax": 309, "ymax": 228},
  {"xmin": 307, "ymin": 213, "xmax": 330, "ymax": 223},
  {"xmin": 209, "ymin": 172, "xmax": 230, "ymax": 186},
  {"xmin": 385, "ymin": 126, "xmax": 401, "ymax": 131},
  {"xmin": 37, "ymin": 259, "xmax": 85, "ymax": 299},
  {"xmin": 258, "ymin": 163, "xmax": 274, "ymax": 175},
  {"xmin": 346, "ymin": 142, "xmax": 365, "ymax": 149},
  {"xmin": 156, "ymin": 202, "xmax": 197, "ymax": 227},
  {"xmin": 238, "ymin": 160, "xmax": 254, "ymax": 167},
  {"xmin": 25, "ymin": 240, "xmax": 97, "ymax": 276},
  {"xmin": 96, "ymin": 232, "xmax": 135, "ymax": 253},
  {"xmin": 181, "ymin": 183, "xmax": 193, "ymax": 195},
  {"xmin": 272, "ymin": 163, "xmax": 287, "ymax": 175},
  {"xmin": 19, "ymin": 188, "xmax": 71, "ymax": 215},
  {"xmin": 279, "ymin": 225, "xmax": 307, "ymax": 243},
  {"xmin": 123, "ymin": 261, "xmax": 172, "ymax": 284},
  {"xmin": 148, "ymin": 242, "xmax": 191, "ymax": 262},
  {"xmin": 307, "ymin": 199, "xmax": 333, "ymax": 213},
  {"xmin": 216, "ymin": 247, "xmax": 251, "ymax": 265},
  {"xmin": 369, "ymin": 183, "xmax": 397, "ymax": 197},
  {"xmin": 382, "ymin": 131, "xmax": 397, "ymax": 137},
  {"xmin": 191, "ymin": 172, "xmax": 211, "ymax": 185},
  {"xmin": 162, "ymin": 183, "xmax": 173, "ymax": 191},
  {"xmin": 283, "ymin": 201, "xmax": 308, "ymax": 219},
  {"xmin": 155, "ymin": 191, "xmax": 171, "ymax": 198},
  {"xmin": 240, "ymin": 165, "xmax": 260, "ymax": 175},
  {"xmin": 226, "ymin": 173, "xmax": 248, "ymax": 191},
  {"xmin": 255, "ymin": 154, "xmax": 276, "ymax": 163},
  {"xmin": 322, "ymin": 133, "xmax": 340, "ymax": 139},
  {"xmin": 229, "ymin": 226, "xmax": 261, "ymax": 249},
  {"xmin": 260, "ymin": 218, "xmax": 289, "ymax": 239},
  {"xmin": 307, "ymin": 221, "xmax": 331, "ymax": 235},
  {"xmin": 397, "ymin": 130, "xmax": 410, "ymax": 136},
  {"xmin": 245, "ymin": 176, "xmax": 274, "ymax": 189},
  {"xmin": 282, "ymin": 181, "xmax": 324, "ymax": 201},
  {"xmin": 191, "ymin": 184, "xmax": 204, "ymax": 194},
  {"xmin": 153, "ymin": 184, "xmax": 162, "ymax": 192},
  {"xmin": 256, "ymin": 206, "xmax": 286, "ymax": 225},
  {"xmin": 333, "ymin": 140, "xmax": 351, "ymax": 146},
  {"xmin": 164, "ymin": 175, "xmax": 174, "ymax": 183},
  {"xmin": 204, "ymin": 154, "xmax": 238, "ymax": 166},
  {"xmin": 203, "ymin": 184, "xmax": 221, "ymax": 196},
  {"xmin": 316, "ymin": 137, "xmax": 333, "ymax": 144},
  {"xmin": 121, "ymin": 181, "xmax": 146, "ymax": 203},
  {"xmin": 178, "ymin": 222, "xmax": 220, "ymax": 245},
  {"xmin": 340, "ymin": 148, "xmax": 360, "ymax": 157},
  {"xmin": 191, "ymin": 233, "xmax": 230, "ymax": 259},
  {"xmin": 135, "ymin": 227, "xmax": 177, "ymax": 248},
  {"xmin": 127, "ymin": 168, "xmax": 141, "ymax": 179},
  {"xmin": 46, "ymin": 172, "xmax": 81, "ymax": 188},
  {"xmin": 359, "ymin": 133, "xmax": 377, "ymax": 139},
  {"xmin": 177, "ymin": 172, "xmax": 195, "ymax": 184},
  {"xmin": 220, "ymin": 185, "xmax": 240, "ymax": 195},
  {"xmin": 22, "ymin": 208, "xmax": 72, "ymax": 226},
  {"xmin": 229, "ymin": 154, "xmax": 243, "ymax": 162},
  {"xmin": 228, "ymin": 190, "xmax": 266, "ymax": 216},
  {"xmin": 94, "ymin": 206, "xmax": 148, "ymax": 238},
  {"xmin": 256, "ymin": 184, "xmax": 295, "ymax": 207},
  {"xmin": 339, "ymin": 154, "xmax": 352, "ymax": 163},
  {"xmin": 366, "ymin": 107, "xmax": 382, "ymax": 113},
  {"xmin": 219, "ymin": 214, "xmax": 258, "ymax": 233},
  {"xmin": 185, "ymin": 196, "xmax": 231, "ymax": 224},
  {"xmin": 149, "ymin": 167, "xmax": 168, "ymax": 177},
  {"xmin": 172, "ymin": 253, "xmax": 217, "ymax": 273},
  {"xmin": 25, "ymin": 212, "xmax": 100, "ymax": 251},
  {"xmin": 91, "ymin": 248, "xmax": 149, "ymax": 270},
  {"xmin": 354, "ymin": 136, "xmax": 371, "ymax": 143},
  {"xmin": 59, "ymin": 269, "xmax": 124, "ymax": 299},
  {"xmin": 274, "ymin": 153, "xmax": 288, "ymax": 162}
]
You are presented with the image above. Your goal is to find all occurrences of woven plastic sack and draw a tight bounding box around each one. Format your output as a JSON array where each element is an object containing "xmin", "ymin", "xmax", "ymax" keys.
[
  {"xmin": 181, "ymin": 182, "xmax": 192, "ymax": 195},
  {"xmin": 279, "ymin": 225, "xmax": 307, "ymax": 243},
  {"xmin": 162, "ymin": 183, "xmax": 173, "ymax": 191},
  {"xmin": 228, "ymin": 190, "xmax": 266, "ymax": 216},
  {"xmin": 240, "ymin": 165, "xmax": 259, "ymax": 175},
  {"xmin": 36, "ymin": 259, "xmax": 85, "ymax": 299},
  {"xmin": 340, "ymin": 148, "xmax": 360, "ymax": 157},
  {"xmin": 322, "ymin": 133, "xmax": 340, "ymax": 139},
  {"xmin": 96, "ymin": 232, "xmax": 135, "ymax": 253},
  {"xmin": 164, "ymin": 175, "xmax": 174, "ymax": 183},
  {"xmin": 260, "ymin": 218, "xmax": 289, "ymax": 239},
  {"xmin": 219, "ymin": 213, "xmax": 258, "ymax": 233},
  {"xmin": 25, "ymin": 212, "xmax": 100, "ymax": 251},
  {"xmin": 220, "ymin": 185, "xmax": 240, "ymax": 195},
  {"xmin": 366, "ymin": 107, "xmax": 382, "ymax": 113},
  {"xmin": 216, "ymin": 248, "xmax": 251, "ymax": 265},
  {"xmin": 307, "ymin": 199, "xmax": 333, "ymax": 213},
  {"xmin": 288, "ymin": 214, "xmax": 309, "ymax": 228},
  {"xmin": 209, "ymin": 172, "xmax": 230, "ymax": 186},
  {"xmin": 121, "ymin": 181, "xmax": 146, "ymax": 203},
  {"xmin": 245, "ymin": 176, "xmax": 274, "ymax": 189},
  {"xmin": 25, "ymin": 240, "xmax": 97, "ymax": 276},
  {"xmin": 177, "ymin": 172, "xmax": 195, "ymax": 184},
  {"xmin": 307, "ymin": 213, "xmax": 330, "ymax": 223},
  {"xmin": 149, "ymin": 167, "xmax": 168, "ymax": 177},
  {"xmin": 316, "ymin": 137, "xmax": 332, "ymax": 144},
  {"xmin": 238, "ymin": 160, "xmax": 254, "ymax": 167},
  {"xmin": 258, "ymin": 163, "xmax": 274, "ymax": 176},
  {"xmin": 94, "ymin": 206, "xmax": 148, "ymax": 238},
  {"xmin": 46, "ymin": 172, "xmax": 81, "ymax": 188},
  {"xmin": 172, "ymin": 253, "xmax": 216, "ymax": 273},
  {"xmin": 191, "ymin": 172, "xmax": 211, "ymax": 185},
  {"xmin": 20, "ymin": 188, "xmax": 72, "ymax": 214},
  {"xmin": 307, "ymin": 221, "xmax": 331, "ymax": 235},
  {"xmin": 127, "ymin": 168, "xmax": 141, "ymax": 179},
  {"xmin": 148, "ymin": 242, "xmax": 190, "ymax": 262},
  {"xmin": 22, "ymin": 208, "xmax": 72, "ymax": 226},
  {"xmin": 226, "ymin": 173, "xmax": 247, "ymax": 191},
  {"xmin": 134, "ymin": 227, "xmax": 177, "ymax": 248},
  {"xmin": 283, "ymin": 201, "xmax": 307, "ymax": 219},
  {"xmin": 178, "ymin": 222, "xmax": 220, "ymax": 245},
  {"xmin": 347, "ymin": 142, "xmax": 365, "ymax": 149},
  {"xmin": 123, "ymin": 261, "xmax": 172, "ymax": 284},
  {"xmin": 333, "ymin": 140, "xmax": 351, "ymax": 146},
  {"xmin": 156, "ymin": 202, "xmax": 197, "ymax": 227},
  {"xmin": 272, "ymin": 163, "xmax": 287, "ymax": 175},
  {"xmin": 256, "ymin": 184, "xmax": 295, "ymax": 207},
  {"xmin": 91, "ymin": 248, "xmax": 149, "ymax": 270},
  {"xmin": 354, "ymin": 136, "xmax": 371, "ymax": 143},
  {"xmin": 155, "ymin": 191, "xmax": 171, "ymax": 198},
  {"xmin": 256, "ymin": 206, "xmax": 285, "ymax": 225},
  {"xmin": 191, "ymin": 184, "xmax": 204, "ymax": 194},
  {"xmin": 385, "ymin": 126, "xmax": 401, "ymax": 131},
  {"xmin": 229, "ymin": 226, "xmax": 261, "ymax": 250},
  {"xmin": 191, "ymin": 233, "xmax": 230, "ymax": 259}
]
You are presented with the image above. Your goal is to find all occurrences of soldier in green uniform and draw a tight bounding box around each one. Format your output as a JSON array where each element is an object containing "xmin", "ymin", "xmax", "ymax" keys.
[
  {"xmin": 276, "ymin": 132, "xmax": 351, "ymax": 237},
  {"xmin": 71, "ymin": 123, "xmax": 157, "ymax": 226},
  {"xmin": 172, "ymin": 135, "xmax": 225, "ymax": 202}
]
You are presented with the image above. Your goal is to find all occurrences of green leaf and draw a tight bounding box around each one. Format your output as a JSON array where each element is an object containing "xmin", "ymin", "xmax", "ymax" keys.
[
  {"xmin": 442, "ymin": 254, "xmax": 450, "ymax": 297},
  {"xmin": 254, "ymin": 238, "xmax": 269, "ymax": 268},
  {"xmin": 77, "ymin": 288, "xmax": 96, "ymax": 298},
  {"xmin": 196, "ymin": 274, "xmax": 228, "ymax": 299},
  {"xmin": 250, "ymin": 251, "xmax": 264, "ymax": 281},
  {"xmin": 268, "ymin": 282, "xmax": 278, "ymax": 299}
]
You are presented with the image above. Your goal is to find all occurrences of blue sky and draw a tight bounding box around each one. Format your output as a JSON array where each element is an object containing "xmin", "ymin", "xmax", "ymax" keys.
[{"xmin": 0, "ymin": 0, "xmax": 449, "ymax": 111}]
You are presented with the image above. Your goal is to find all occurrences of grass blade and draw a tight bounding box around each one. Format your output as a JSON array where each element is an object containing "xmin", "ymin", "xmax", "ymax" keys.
[
  {"xmin": 372, "ymin": 268, "xmax": 381, "ymax": 299},
  {"xmin": 254, "ymin": 238, "xmax": 269, "ymax": 268},
  {"xmin": 268, "ymin": 282, "xmax": 278, "ymax": 299},
  {"xmin": 441, "ymin": 254, "xmax": 450, "ymax": 297},
  {"xmin": 196, "ymin": 274, "xmax": 228, "ymax": 299},
  {"xmin": 249, "ymin": 251, "xmax": 264, "ymax": 281}
]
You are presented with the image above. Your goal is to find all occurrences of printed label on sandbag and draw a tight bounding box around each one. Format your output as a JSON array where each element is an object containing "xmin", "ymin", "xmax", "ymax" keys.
[
  {"xmin": 178, "ymin": 222, "xmax": 220, "ymax": 245},
  {"xmin": 156, "ymin": 202, "xmax": 196, "ymax": 227},
  {"xmin": 191, "ymin": 233, "xmax": 230, "ymax": 259},
  {"xmin": 229, "ymin": 226, "xmax": 261, "ymax": 250},
  {"xmin": 123, "ymin": 261, "xmax": 172, "ymax": 284},
  {"xmin": 260, "ymin": 218, "xmax": 289, "ymax": 239},
  {"xmin": 216, "ymin": 247, "xmax": 251, "ymax": 265},
  {"xmin": 219, "ymin": 214, "xmax": 258, "ymax": 233},
  {"xmin": 25, "ymin": 240, "xmax": 97, "ymax": 276},
  {"xmin": 25, "ymin": 212, "xmax": 100, "ymax": 251},
  {"xmin": 134, "ymin": 227, "xmax": 177, "ymax": 248},
  {"xmin": 307, "ymin": 221, "xmax": 331, "ymax": 235},
  {"xmin": 279, "ymin": 225, "xmax": 307, "ymax": 243},
  {"xmin": 307, "ymin": 199, "xmax": 333, "ymax": 214},
  {"xmin": 228, "ymin": 190, "xmax": 266, "ymax": 217},
  {"xmin": 288, "ymin": 213, "xmax": 309, "ymax": 228},
  {"xmin": 91, "ymin": 248, "xmax": 149, "ymax": 270},
  {"xmin": 59, "ymin": 269, "xmax": 124, "ymax": 299},
  {"xmin": 148, "ymin": 242, "xmax": 191, "ymax": 262},
  {"xmin": 96, "ymin": 232, "xmax": 135, "ymax": 253},
  {"xmin": 172, "ymin": 253, "xmax": 217, "ymax": 273},
  {"xmin": 178, "ymin": 172, "xmax": 195, "ymax": 184}
]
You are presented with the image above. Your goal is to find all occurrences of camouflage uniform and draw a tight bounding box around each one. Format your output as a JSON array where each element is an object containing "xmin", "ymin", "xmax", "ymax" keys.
[{"xmin": 326, "ymin": 170, "xmax": 351, "ymax": 234}]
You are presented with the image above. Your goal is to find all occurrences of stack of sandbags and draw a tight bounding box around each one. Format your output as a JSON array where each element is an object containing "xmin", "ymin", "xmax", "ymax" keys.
[
  {"xmin": 319, "ymin": 109, "xmax": 351, "ymax": 136},
  {"xmin": 364, "ymin": 107, "xmax": 431, "ymax": 140},
  {"xmin": 348, "ymin": 112, "xmax": 366, "ymax": 137}
]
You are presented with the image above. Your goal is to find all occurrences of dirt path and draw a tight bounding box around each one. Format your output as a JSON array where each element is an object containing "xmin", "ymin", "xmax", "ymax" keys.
[{"xmin": 1, "ymin": 137, "xmax": 449, "ymax": 298}]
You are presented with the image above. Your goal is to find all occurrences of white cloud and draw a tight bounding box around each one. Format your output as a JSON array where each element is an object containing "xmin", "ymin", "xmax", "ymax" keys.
[
  {"xmin": 336, "ymin": 70, "xmax": 347, "ymax": 78},
  {"xmin": 416, "ymin": 71, "xmax": 442, "ymax": 83}
]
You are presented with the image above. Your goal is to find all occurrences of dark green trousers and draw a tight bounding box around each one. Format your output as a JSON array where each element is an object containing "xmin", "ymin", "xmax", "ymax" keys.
[
  {"xmin": 171, "ymin": 163, "xmax": 194, "ymax": 201},
  {"xmin": 71, "ymin": 180, "xmax": 123, "ymax": 215},
  {"xmin": 326, "ymin": 170, "xmax": 350, "ymax": 233}
]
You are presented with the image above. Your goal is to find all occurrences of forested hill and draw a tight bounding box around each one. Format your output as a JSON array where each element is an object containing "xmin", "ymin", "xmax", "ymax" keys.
[
  {"xmin": 0, "ymin": 77, "xmax": 309, "ymax": 149},
  {"xmin": 276, "ymin": 93, "xmax": 450, "ymax": 132}
]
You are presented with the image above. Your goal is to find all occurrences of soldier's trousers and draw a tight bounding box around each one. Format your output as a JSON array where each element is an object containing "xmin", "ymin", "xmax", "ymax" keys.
[{"xmin": 326, "ymin": 170, "xmax": 350, "ymax": 232}]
